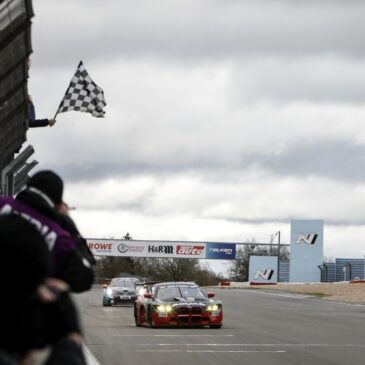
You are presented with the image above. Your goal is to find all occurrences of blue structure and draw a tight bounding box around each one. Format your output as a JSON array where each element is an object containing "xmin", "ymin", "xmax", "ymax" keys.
[{"xmin": 289, "ymin": 220, "xmax": 324, "ymax": 282}]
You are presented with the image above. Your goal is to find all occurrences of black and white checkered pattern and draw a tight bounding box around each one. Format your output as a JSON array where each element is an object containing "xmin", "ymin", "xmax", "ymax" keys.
[{"xmin": 57, "ymin": 61, "xmax": 106, "ymax": 118}]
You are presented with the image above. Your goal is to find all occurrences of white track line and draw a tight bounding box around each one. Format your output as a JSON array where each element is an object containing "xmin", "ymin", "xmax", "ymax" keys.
[
  {"xmin": 138, "ymin": 343, "xmax": 365, "ymax": 348},
  {"xmin": 136, "ymin": 350, "xmax": 286, "ymax": 353},
  {"xmin": 113, "ymin": 334, "xmax": 234, "ymax": 337},
  {"xmin": 83, "ymin": 345, "xmax": 101, "ymax": 365}
]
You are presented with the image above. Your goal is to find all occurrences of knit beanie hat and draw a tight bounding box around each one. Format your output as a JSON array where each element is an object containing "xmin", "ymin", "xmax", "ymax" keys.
[
  {"xmin": 27, "ymin": 170, "xmax": 64, "ymax": 205},
  {"xmin": 0, "ymin": 214, "xmax": 51, "ymax": 298}
]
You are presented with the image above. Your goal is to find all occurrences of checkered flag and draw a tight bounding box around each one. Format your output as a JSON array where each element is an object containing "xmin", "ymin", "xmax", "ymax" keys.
[{"xmin": 56, "ymin": 61, "xmax": 106, "ymax": 118}]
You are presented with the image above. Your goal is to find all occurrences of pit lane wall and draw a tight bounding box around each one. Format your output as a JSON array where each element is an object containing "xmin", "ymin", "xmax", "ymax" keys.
[{"xmin": 86, "ymin": 239, "xmax": 236, "ymax": 260}]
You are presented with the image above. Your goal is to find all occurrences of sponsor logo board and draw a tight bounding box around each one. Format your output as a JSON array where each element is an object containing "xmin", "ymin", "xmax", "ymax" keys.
[
  {"xmin": 177, "ymin": 245, "xmax": 205, "ymax": 256},
  {"xmin": 206, "ymin": 243, "xmax": 236, "ymax": 260},
  {"xmin": 249, "ymin": 256, "xmax": 278, "ymax": 282},
  {"xmin": 148, "ymin": 245, "xmax": 174, "ymax": 254},
  {"xmin": 295, "ymin": 233, "xmax": 318, "ymax": 245},
  {"xmin": 254, "ymin": 269, "xmax": 274, "ymax": 280},
  {"xmin": 87, "ymin": 240, "xmax": 236, "ymax": 260},
  {"xmin": 88, "ymin": 242, "xmax": 113, "ymax": 254}
]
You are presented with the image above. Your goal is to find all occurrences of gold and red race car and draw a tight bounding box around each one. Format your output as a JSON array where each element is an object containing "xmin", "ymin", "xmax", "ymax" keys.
[{"xmin": 134, "ymin": 282, "xmax": 223, "ymax": 328}]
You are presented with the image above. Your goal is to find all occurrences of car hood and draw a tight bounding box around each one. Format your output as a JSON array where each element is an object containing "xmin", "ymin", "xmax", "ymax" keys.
[
  {"xmin": 154, "ymin": 297, "xmax": 217, "ymax": 305},
  {"xmin": 110, "ymin": 286, "xmax": 136, "ymax": 293}
]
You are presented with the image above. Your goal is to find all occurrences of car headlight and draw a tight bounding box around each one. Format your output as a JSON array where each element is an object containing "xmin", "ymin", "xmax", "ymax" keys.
[
  {"xmin": 206, "ymin": 304, "xmax": 219, "ymax": 311},
  {"xmin": 106, "ymin": 288, "xmax": 113, "ymax": 296},
  {"xmin": 156, "ymin": 305, "xmax": 172, "ymax": 313}
]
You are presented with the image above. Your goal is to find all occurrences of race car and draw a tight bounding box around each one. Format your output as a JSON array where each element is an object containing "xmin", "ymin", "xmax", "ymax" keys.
[
  {"xmin": 134, "ymin": 281, "xmax": 223, "ymax": 328},
  {"xmin": 102, "ymin": 277, "xmax": 140, "ymax": 306}
]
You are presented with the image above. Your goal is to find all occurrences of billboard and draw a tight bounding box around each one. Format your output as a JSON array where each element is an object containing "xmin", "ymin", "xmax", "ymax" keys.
[
  {"xmin": 289, "ymin": 220, "xmax": 323, "ymax": 282},
  {"xmin": 249, "ymin": 256, "xmax": 278, "ymax": 283},
  {"xmin": 87, "ymin": 239, "xmax": 236, "ymax": 260},
  {"xmin": 206, "ymin": 243, "xmax": 236, "ymax": 260}
]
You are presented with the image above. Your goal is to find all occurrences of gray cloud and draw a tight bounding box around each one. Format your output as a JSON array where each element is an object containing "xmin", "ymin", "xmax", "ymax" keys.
[
  {"xmin": 232, "ymin": 57, "xmax": 365, "ymax": 104},
  {"xmin": 32, "ymin": 0, "xmax": 365, "ymax": 69},
  {"xmin": 35, "ymin": 135, "xmax": 365, "ymax": 186},
  {"xmin": 258, "ymin": 140, "xmax": 365, "ymax": 183}
]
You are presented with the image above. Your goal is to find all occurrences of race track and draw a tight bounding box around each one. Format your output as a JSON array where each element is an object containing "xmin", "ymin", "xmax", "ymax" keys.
[{"xmin": 75, "ymin": 286, "xmax": 365, "ymax": 365}]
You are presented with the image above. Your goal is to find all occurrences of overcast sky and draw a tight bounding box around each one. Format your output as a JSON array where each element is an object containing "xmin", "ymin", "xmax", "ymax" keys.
[{"xmin": 26, "ymin": 0, "xmax": 365, "ymax": 274}]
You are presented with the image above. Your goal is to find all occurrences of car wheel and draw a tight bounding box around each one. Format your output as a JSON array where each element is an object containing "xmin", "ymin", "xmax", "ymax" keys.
[
  {"xmin": 103, "ymin": 298, "xmax": 111, "ymax": 306},
  {"xmin": 134, "ymin": 305, "xmax": 141, "ymax": 327},
  {"xmin": 209, "ymin": 324, "xmax": 222, "ymax": 329},
  {"xmin": 147, "ymin": 305, "xmax": 154, "ymax": 328}
]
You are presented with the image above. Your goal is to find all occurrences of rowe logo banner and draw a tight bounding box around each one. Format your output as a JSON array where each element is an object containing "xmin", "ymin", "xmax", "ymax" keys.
[
  {"xmin": 177, "ymin": 245, "xmax": 205, "ymax": 255},
  {"xmin": 88, "ymin": 242, "xmax": 113, "ymax": 252},
  {"xmin": 295, "ymin": 233, "xmax": 318, "ymax": 245},
  {"xmin": 148, "ymin": 245, "xmax": 174, "ymax": 254},
  {"xmin": 254, "ymin": 269, "xmax": 274, "ymax": 280}
]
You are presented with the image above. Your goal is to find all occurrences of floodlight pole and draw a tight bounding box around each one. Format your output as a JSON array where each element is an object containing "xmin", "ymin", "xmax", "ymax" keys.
[{"xmin": 276, "ymin": 231, "xmax": 281, "ymax": 282}]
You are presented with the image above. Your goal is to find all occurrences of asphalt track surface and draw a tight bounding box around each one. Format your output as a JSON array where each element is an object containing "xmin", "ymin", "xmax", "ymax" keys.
[{"xmin": 75, "ymin": 286, "xmax": 365, "ymax": 365}]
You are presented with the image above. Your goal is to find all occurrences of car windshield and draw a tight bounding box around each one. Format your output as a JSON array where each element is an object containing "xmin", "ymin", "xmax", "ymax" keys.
[
  {"xmin": 156, "ymin": 285, "xmax": 206, "ymax": 300},
  {"xmin": 110, "ymin": 280, "xmax": 136, "ymax": 289}
]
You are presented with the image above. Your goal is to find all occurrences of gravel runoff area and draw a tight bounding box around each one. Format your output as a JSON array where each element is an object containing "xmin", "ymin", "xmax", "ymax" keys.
[{"xmin": 251, "ymin": 282, "xmax": 365, "ymax": 305}]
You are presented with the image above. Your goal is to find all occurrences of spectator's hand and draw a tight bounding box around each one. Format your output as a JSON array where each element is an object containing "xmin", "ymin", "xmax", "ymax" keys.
[
  {"xmin": 48, "ymin": 118, "xmax": 56, "ymax": 127},
  {"xmin": 38, "ymin": 278, "xmax": 70, "ymax": 303},
  {"xmin": 68, "ymin": 332, "xmax": 84, "ymax": 346},
  {"xmin": 58, "ymin": 202, "xmax": 70, "ymax": 216}
]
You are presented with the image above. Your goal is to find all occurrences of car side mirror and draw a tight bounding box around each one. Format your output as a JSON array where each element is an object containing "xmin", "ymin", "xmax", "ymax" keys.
[
  {"xmin": 144, "ymin": 293, "xmax": 153, "ymax": 299},
  {"xmin": 102, "ymin": 284, "xmax": 108, "ymax": 289},
  {"xmin": 207, "ymin": 292, "xmax": 215, "ymax": 298}
]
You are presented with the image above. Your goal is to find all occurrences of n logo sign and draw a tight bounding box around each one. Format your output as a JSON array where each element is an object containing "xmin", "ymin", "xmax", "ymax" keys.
[
  {"xmin": 295, "ymin": 233, "xmax": 318, "ymax": 245},
  {"xmin": 254, "ymin": 269, "xmax": 274, "ymax": 280}
]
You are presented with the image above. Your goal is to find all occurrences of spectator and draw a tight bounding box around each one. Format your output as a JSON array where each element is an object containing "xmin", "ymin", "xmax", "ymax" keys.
[
  {"xmin": 26, "ymin": 59, "xmax": 56, "ymax": 128},
  {"xmin": 0, "ymin": 214, "xmax": 86, "ymax": 365},
  {"xmin": 0, "ymin": 170, "xmax": 94, "ymax": 293},
  {"xmin": 27, "ymin": 94, "xmax": 56, "ymax": 128}
]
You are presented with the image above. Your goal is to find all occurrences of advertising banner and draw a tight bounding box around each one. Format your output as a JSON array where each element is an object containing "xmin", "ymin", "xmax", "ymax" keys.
[
  {"xmin": 87, "ymin": 239, "xmax": 207, "ymax": 259},
  {"xmin": 249, "ymin": 256, "xmax": 278, "ymax": 283},
  {"xmin": 87, "ymin": 239, "xmax": 237, "ymax": 260},
  {"xmin": 289, "ymin": 220, "xmax": 323, "ymax": 282},
  {"xmin": 206, "ymin": 243, "xmax": 236, "ymax": 260}
]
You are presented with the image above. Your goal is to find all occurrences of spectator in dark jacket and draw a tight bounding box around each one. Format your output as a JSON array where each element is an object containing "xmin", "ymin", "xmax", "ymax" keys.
[
  {"xmin": 26, "ymin": 58, "xmax": 56, "ymax": 128},
  {"xmin": 0, "ymin": 214, "xmax": 86, "ymax": 365},
  {"xmin": 0, "ymin": 170, "xmax": 94, "ymax": 293}
]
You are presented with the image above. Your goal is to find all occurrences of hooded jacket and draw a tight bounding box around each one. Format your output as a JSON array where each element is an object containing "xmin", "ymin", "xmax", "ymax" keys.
[{"xmin": 0, "ymin": 193, "xmax": 94, "ymax": 293}]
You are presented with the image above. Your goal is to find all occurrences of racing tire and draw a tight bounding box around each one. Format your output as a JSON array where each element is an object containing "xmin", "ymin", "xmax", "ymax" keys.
[
  {"xmin": 209, "ymin": 324, "xmax": 222, "ymax": 329},
  {"xmin": 147, "ymin": 305, "xmax": 154, "ymax": 328},
  {"xmin": 134, "ymin": 306, "xmax": 142, "ymax": 327}
]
